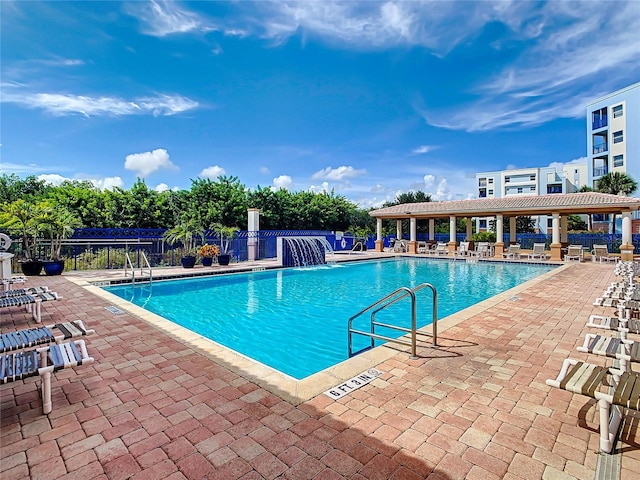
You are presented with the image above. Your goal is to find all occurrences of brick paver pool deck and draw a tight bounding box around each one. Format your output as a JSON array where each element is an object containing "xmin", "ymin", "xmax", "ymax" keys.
[{"xmin": 1, "ymin": 259, "xmax": 639, "ymax": 479}]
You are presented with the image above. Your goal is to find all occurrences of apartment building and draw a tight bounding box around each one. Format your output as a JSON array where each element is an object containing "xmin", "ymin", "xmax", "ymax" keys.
[
  {"xmin": 476, "ymin": 164, "xmax": 588, "ymax": 233},
  {"xmin": 587, "ymin": 82, "xmax": 639, "ymax": 190}
]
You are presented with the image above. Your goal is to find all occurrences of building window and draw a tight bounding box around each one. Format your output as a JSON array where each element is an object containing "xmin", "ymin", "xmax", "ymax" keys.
[
  {"xmin": 547, "ymin": 184, "xmax": 562, "ymax": 194},
  {"xmin": 613, "ymin": 130, "xmax": 624, "ymax": 143},
  {"xmin": 488, "ymin": 178, "xmax": 493, "ymax": 184},
  {"xmin": 488, "ymin": 189, "xmax": 493, "ymax": 195},
  {"xmin": 517, "ymin": 187, "xmax": 523, "ymax": 193},
  {"xmin": 530, "ymin": 186, "xmax": 535, "ymax": 191},
  {"xmin": 505, "ymin": 177, "xmax": 510, "ymax": 183},
  {"xmin": 547, "ymin": 218, "xmax": 553, "ymax": 228},
  {"xmin": 530, "ymin": 175, "xmax": 536, "ymax": 181},
  {"xmin": 479, "ymin": 219, "xmax": 487, "ymax": 229},
  {"xmin": 613, "ymin": 105, "xmax": 623, "ymax": 118},
  {"xmin": 614, "ymin": 154, "xmax": 624, "ymax": 167}
]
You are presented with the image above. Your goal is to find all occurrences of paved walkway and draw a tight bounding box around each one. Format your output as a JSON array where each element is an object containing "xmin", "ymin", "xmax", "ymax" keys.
[{"xmin": 1, "ymin": 261, "xmax": 639, "ymax": 479}]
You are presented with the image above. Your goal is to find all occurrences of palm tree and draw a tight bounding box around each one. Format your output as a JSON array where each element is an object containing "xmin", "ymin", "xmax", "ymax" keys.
[{"xmin": 596, "ymin": 172, "xmax": 638, "ymax": 234}]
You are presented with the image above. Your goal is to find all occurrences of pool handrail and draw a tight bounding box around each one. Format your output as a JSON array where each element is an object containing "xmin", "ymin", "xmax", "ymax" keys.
[{"xmin": 347, "ymin": 283, "xmax": 437, "ymax": 359}]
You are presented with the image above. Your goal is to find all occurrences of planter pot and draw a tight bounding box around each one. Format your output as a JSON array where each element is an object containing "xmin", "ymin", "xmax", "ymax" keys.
[
  {"xmin": 181, "ymin": 256, "xmax": 197, "ymax": 268},
  {"xmin": 218, "ymin": 254, "xmax": 231, "ymax": 266},
  {"xmin": 42, "ymin": 260, "xmax": 65, "ymax": 276},
  {"xmin": 20, "ymin": 260, "xmax": 43, "ymax": 276},
  {"xmin": 201, "ymin": 257, "xmax": 213, "ymax": 267}
]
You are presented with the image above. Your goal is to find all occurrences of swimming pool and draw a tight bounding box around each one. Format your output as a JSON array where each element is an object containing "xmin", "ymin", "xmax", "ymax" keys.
[{"xmin": 105, "ymin": 258, "xmax": 556, "ymax": 379}]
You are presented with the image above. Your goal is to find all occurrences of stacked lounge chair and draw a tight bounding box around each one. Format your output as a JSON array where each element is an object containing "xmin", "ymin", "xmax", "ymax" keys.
[{"xmin": 546, "ymin": 260, "xmax": 640, "ymax": 453}]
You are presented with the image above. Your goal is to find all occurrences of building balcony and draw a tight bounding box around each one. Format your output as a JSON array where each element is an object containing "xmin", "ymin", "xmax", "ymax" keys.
[
  {"xmin": 478, "ymin": 180, "xmax": 487, "ymax": 187},
  {"xmin": 592, "ymin": 117, "xmax": 608, "ymax": 130},
  {"xmin": 593, "ymin": 166, "xmax": 608, "ymax": 177},
  {"xmin": 593, "ymin": 143, "xmax": 608, "ymax": 154}
]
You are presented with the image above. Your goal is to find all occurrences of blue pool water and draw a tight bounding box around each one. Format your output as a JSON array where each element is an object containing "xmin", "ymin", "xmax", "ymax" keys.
[{"xmin": 105, "ymin": 258, "xmax": 556, "ymax": 379}]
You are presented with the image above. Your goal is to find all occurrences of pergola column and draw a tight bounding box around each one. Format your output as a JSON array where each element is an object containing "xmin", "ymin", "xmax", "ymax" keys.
[
  {"xmin": 509, "ymin": 217, "xmax": 516, "ymax": 244},
  {"xmin": 408, "ymin": 217, "xmax": 417, "ymax": 254},
  {"xmin": 375, "ymin": 218, "xmax": 383, "ymax": 252},
  {"xmin": 466, "ymin": 217, "xmax": 473, "ymax": 240},
  {"xmin": 560, "ymin": 216, "xmax": 568, "ymax": 243},
  {"xmin": 448, "ymin": 216, "xmax": 457, "ymax": 255},
  {"xmin": 396, "ymin": 219, "xmax": 403, "ymax": 240},
  {"xmin": 494, "ymin": 214, "xmax": 504, "ymax": 257},
  {"xmin": 429, "ymin": 219, "xmax": 435, "ymax": 241},
  {"xmin": 620, "ymin": 210, "xmax": 634, "ymax": 260},
  {"xmin": 550, "ymin": 213, "xmax": 561, "ymax": 260}
]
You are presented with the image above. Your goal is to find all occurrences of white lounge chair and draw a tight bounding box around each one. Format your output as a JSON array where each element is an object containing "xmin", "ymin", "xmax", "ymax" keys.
[
  {"xmin": 427, "ymin": 242, "xmax": 449, "ymax": 256},
  {"xmin": 502, "ymin": 244, "xmax": 521, "ymax": 259},
  {"xmin": 564, "ymin": 245, "xmax": 584, "ymax": 262},
  {"xmin": 546, "ymin": 358, "xmax": 639, "ymax": 453},
  {"xmin": 1, "ymin": 320, "xmax": 94, "ymax": 353},
  {"xmin": 527, "ymin": 243, "xmax": 549, "ymax": 260},
  {"xmin": 0, "ymin": 291, "xmax": 62, "ymax": 323},
  {"xmin": 456, "ymin": 241, "xmax": 470, "ymax": 257},
  {"xmin": 0, "ymin": 339, "xmax": 94, "ymax": 414},
  {"xmin": 592, "ymin": 244, "xmax": 618, "ymax": 263},
  {"xmin": 475, "ymin": 242, "xmax": 491, "ymax": 257}
]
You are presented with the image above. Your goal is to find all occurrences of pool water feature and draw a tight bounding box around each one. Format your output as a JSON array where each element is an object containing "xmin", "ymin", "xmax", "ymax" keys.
[{"xmin": 105, "ymin": 258, "xmax": 556, "ymax": 379}]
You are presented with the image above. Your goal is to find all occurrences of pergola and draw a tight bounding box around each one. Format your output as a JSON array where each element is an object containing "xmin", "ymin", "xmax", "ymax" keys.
[{"xmin": 369, "ymin": 192, "xmax": 640, "ymax": 260}]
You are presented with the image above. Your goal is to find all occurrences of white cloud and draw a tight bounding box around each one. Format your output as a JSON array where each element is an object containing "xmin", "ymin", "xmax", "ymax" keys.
[
  {"xmin": 423, "ymin": 174, "xmax": 435, "ymax": 189},
  {"xmin": 200, "ymin": 165, "xmax": 226, "ymax": 178},
  {"xmin": 1, "ymin": 91, "xmax": 199, "ymax": 117},
  {"xmin": 547, "ymin": 156, "xmax": 587, "ymax": 170},
  {"xmin": 124, "ymin": 148, "xmax": 177, "ymax": 177},
  {"xmin": 259, "ymin": 166, "xmax": 270, "ymax": 175},
  {"xmin": 412, "ymin": 145, "xmax": 437, "ymax": 155},
  {"xmin": 155, "ymin": 183, "xmax": 170, "ymax": 192},
  {"xmin": 309, "ymin": 182, "xmax": 329, "ymax": 194},
  {"xmin": 272, "ymin": 175, "xmax": 292, "ymax": 190},
  {"xmin": 126, "ymin": 0, "xmax": 215, "ymax": 37},
  {"xmin": 91, "ymin": 176, "xmax": 124, "ymax": 191},
  {"xmin": 37, "ymin": 173, "xmax": 69, "ymax": 186},
  {"xmin": 311, "ymin": 165, "xmax": 366, "ymax": 181}
]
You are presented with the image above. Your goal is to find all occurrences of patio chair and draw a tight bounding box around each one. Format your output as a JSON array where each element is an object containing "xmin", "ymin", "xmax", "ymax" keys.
[
  {"xmin": 564, "ymin": 245, "xmax": 584, "ymax": 262},
  {"xmin": 426, "ymin": 242, "xmax": 448, "ymax": 256},
  {"xmin": 2, "ymin": 276, "xmax": 27, "ymax": 292},
  {"xmin": 456, "ymin": 241, "xmax": 470, "ymax": 257},
  {"xmin": 0, "ymin": 286, "xmax": 50, "ymax": 298},
  {"xmin": 502, "ymin": 244, "xmax": 521, "ymax": 260},
  {"xmin": 0, "ymin": 339, "xmax": 94, "ymax": 414},
  {"xmin": 587, "ymin": 312, "xmax": 640, "ymax": 340},
  {"xmin": 475, "ymin": 242, "xmax": 491, "ymax": 257},
  {"xmin": 527, "ymin": 243, "xmax": 549, "ymax": 260},
  {"xmin": 393, "ymin": 239, "xmax": 408, "ymax": 253},
  {"xmin": 1, "ymin": 320, "xmax": 94, "ymax": 354},
  {"xmin": 417, "ymin": 241, "xmax": 428, "ymax": 253},
  {"xmin": 0, "ymin": 291, "xmax": 62, "ymax": 324},
  {"xmin": 577, "ymin": 333, "xmax": 639, "ymax": 372},
  {"xmin": 592, "ymin": 244, "xmax": 618, "ymax": 263},
  {"xmin": 546, "ymin": 358, "xmax": 639, "ymax": 453}
]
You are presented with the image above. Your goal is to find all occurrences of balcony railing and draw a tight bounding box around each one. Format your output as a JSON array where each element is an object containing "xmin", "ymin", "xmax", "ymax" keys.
[
  {"xmin": 593, "ymin": 143, "xmax": 608, "ymax": 154},
  {"xmin": 592, "ymin": 117, "xmax": 608, "ymax": 130},
  {"xmin": 593, "ymin": 166, "xmax": 608, "ymax": 177}
]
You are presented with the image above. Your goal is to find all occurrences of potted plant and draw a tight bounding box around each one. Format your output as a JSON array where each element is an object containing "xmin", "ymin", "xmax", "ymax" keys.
[
  {"xmin": 39, "ymin": 204, "xmax": 82, "ymax": 275},
  {"xmin": 212, "ymin": 223, "xmax": 239, "ymax": 266},
  {"xmin": 163, "ymin": 220, "xmax": 204, "ymax": 268},
  {"xmin": 0, "ymin": 199, "xmax": 45, "ymax": 275},
  {"xmin": 197, "ymin": 243, "xmax": 219, "ymax": 267}
]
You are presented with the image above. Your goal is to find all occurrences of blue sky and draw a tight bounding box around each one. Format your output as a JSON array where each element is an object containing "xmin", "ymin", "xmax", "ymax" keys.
[{"xmin": 1, "ymin": 1, "xmax": 639, "ymax": 208}]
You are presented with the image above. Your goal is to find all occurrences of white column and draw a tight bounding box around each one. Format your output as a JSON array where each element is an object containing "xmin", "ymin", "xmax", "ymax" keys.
[
  {"xmin": 429, "ymin": 219, "xmax": 435, "ymax": 241},
  {"xmin": 376, "ymin": 218, "xmax": 382, "ymax": 242},
  {"xmin": 449, "ymin": 216, "xmax": 457, "ymax": 243},
  {"xmin": 410, "ymin": 218, "xmax": 417, "ymax": 242},
  {"xmin": 509, "ymin": 217, "xmax": 516, "ymax": 243},
  {"xmin": 247, "ymin": 208, "xmax": 260, "ymax": 261},
  {"xmin": 466, "ymin": 217, "xmax": 472, "ymax": 240},
  {"xmin": 496, "ymin": 215, "xmax": 503, "ymax": 244},
  {"xmin": 561, "ymin": 215, "xmax": 568, "ymax": 243},
  {"xmin": 396, "ymin": 219, "xmax": 403, "ymax": 240},
  {"xmin": 552, "ymin": 213, "xmax": 560, "ymax": 244},
  {"xmin": 622, "ymin": 211, "xmax": 632, "ymax": 245}
]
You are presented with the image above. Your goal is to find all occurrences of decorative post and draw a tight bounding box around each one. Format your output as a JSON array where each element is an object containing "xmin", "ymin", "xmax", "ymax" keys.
[
  {"xmin": 550, "ymin": 213, "xmax": 561, "ymax": 260},
  {"xmin": 448, "ymin": 216, "xmax": 457, "ymax": 255},
  {"xmin": 409, "ymin": 217, "xmax": 417, "ymax": 254},
  {"xmin": 247, "ymin": 208, "xmax": 259, "ymax": 261},
  {"xmin": 494, "ymin": 214, "xmax": 504, "ymax": 257},
  {"xmin": 375, "ymin": 218, "xmax": 384, "ymax": 252},
  {"xmin": 620, "ymin": 211, "xmax": 634, "ymax": 260}
]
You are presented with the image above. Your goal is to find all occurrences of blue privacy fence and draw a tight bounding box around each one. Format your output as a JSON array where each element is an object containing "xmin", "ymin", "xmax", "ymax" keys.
[{"xmin": 6, "ymin": 228, "xmax": 639, "ymax": 271}]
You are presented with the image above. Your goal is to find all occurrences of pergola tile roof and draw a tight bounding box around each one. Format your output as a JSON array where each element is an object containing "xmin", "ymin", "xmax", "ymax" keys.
[{"xmin": 369, "ymin": 193, "xmax": 640, "ymax": 219}]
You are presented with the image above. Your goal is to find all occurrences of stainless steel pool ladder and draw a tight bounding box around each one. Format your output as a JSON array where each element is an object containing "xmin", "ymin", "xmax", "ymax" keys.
[
  {"xmin": 124, "ymin": 251, "xmax": 152, "ymax": 284},
  {"xmin": 348, "ymin": 283, "xmax": 437, "ymax": 359}
]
